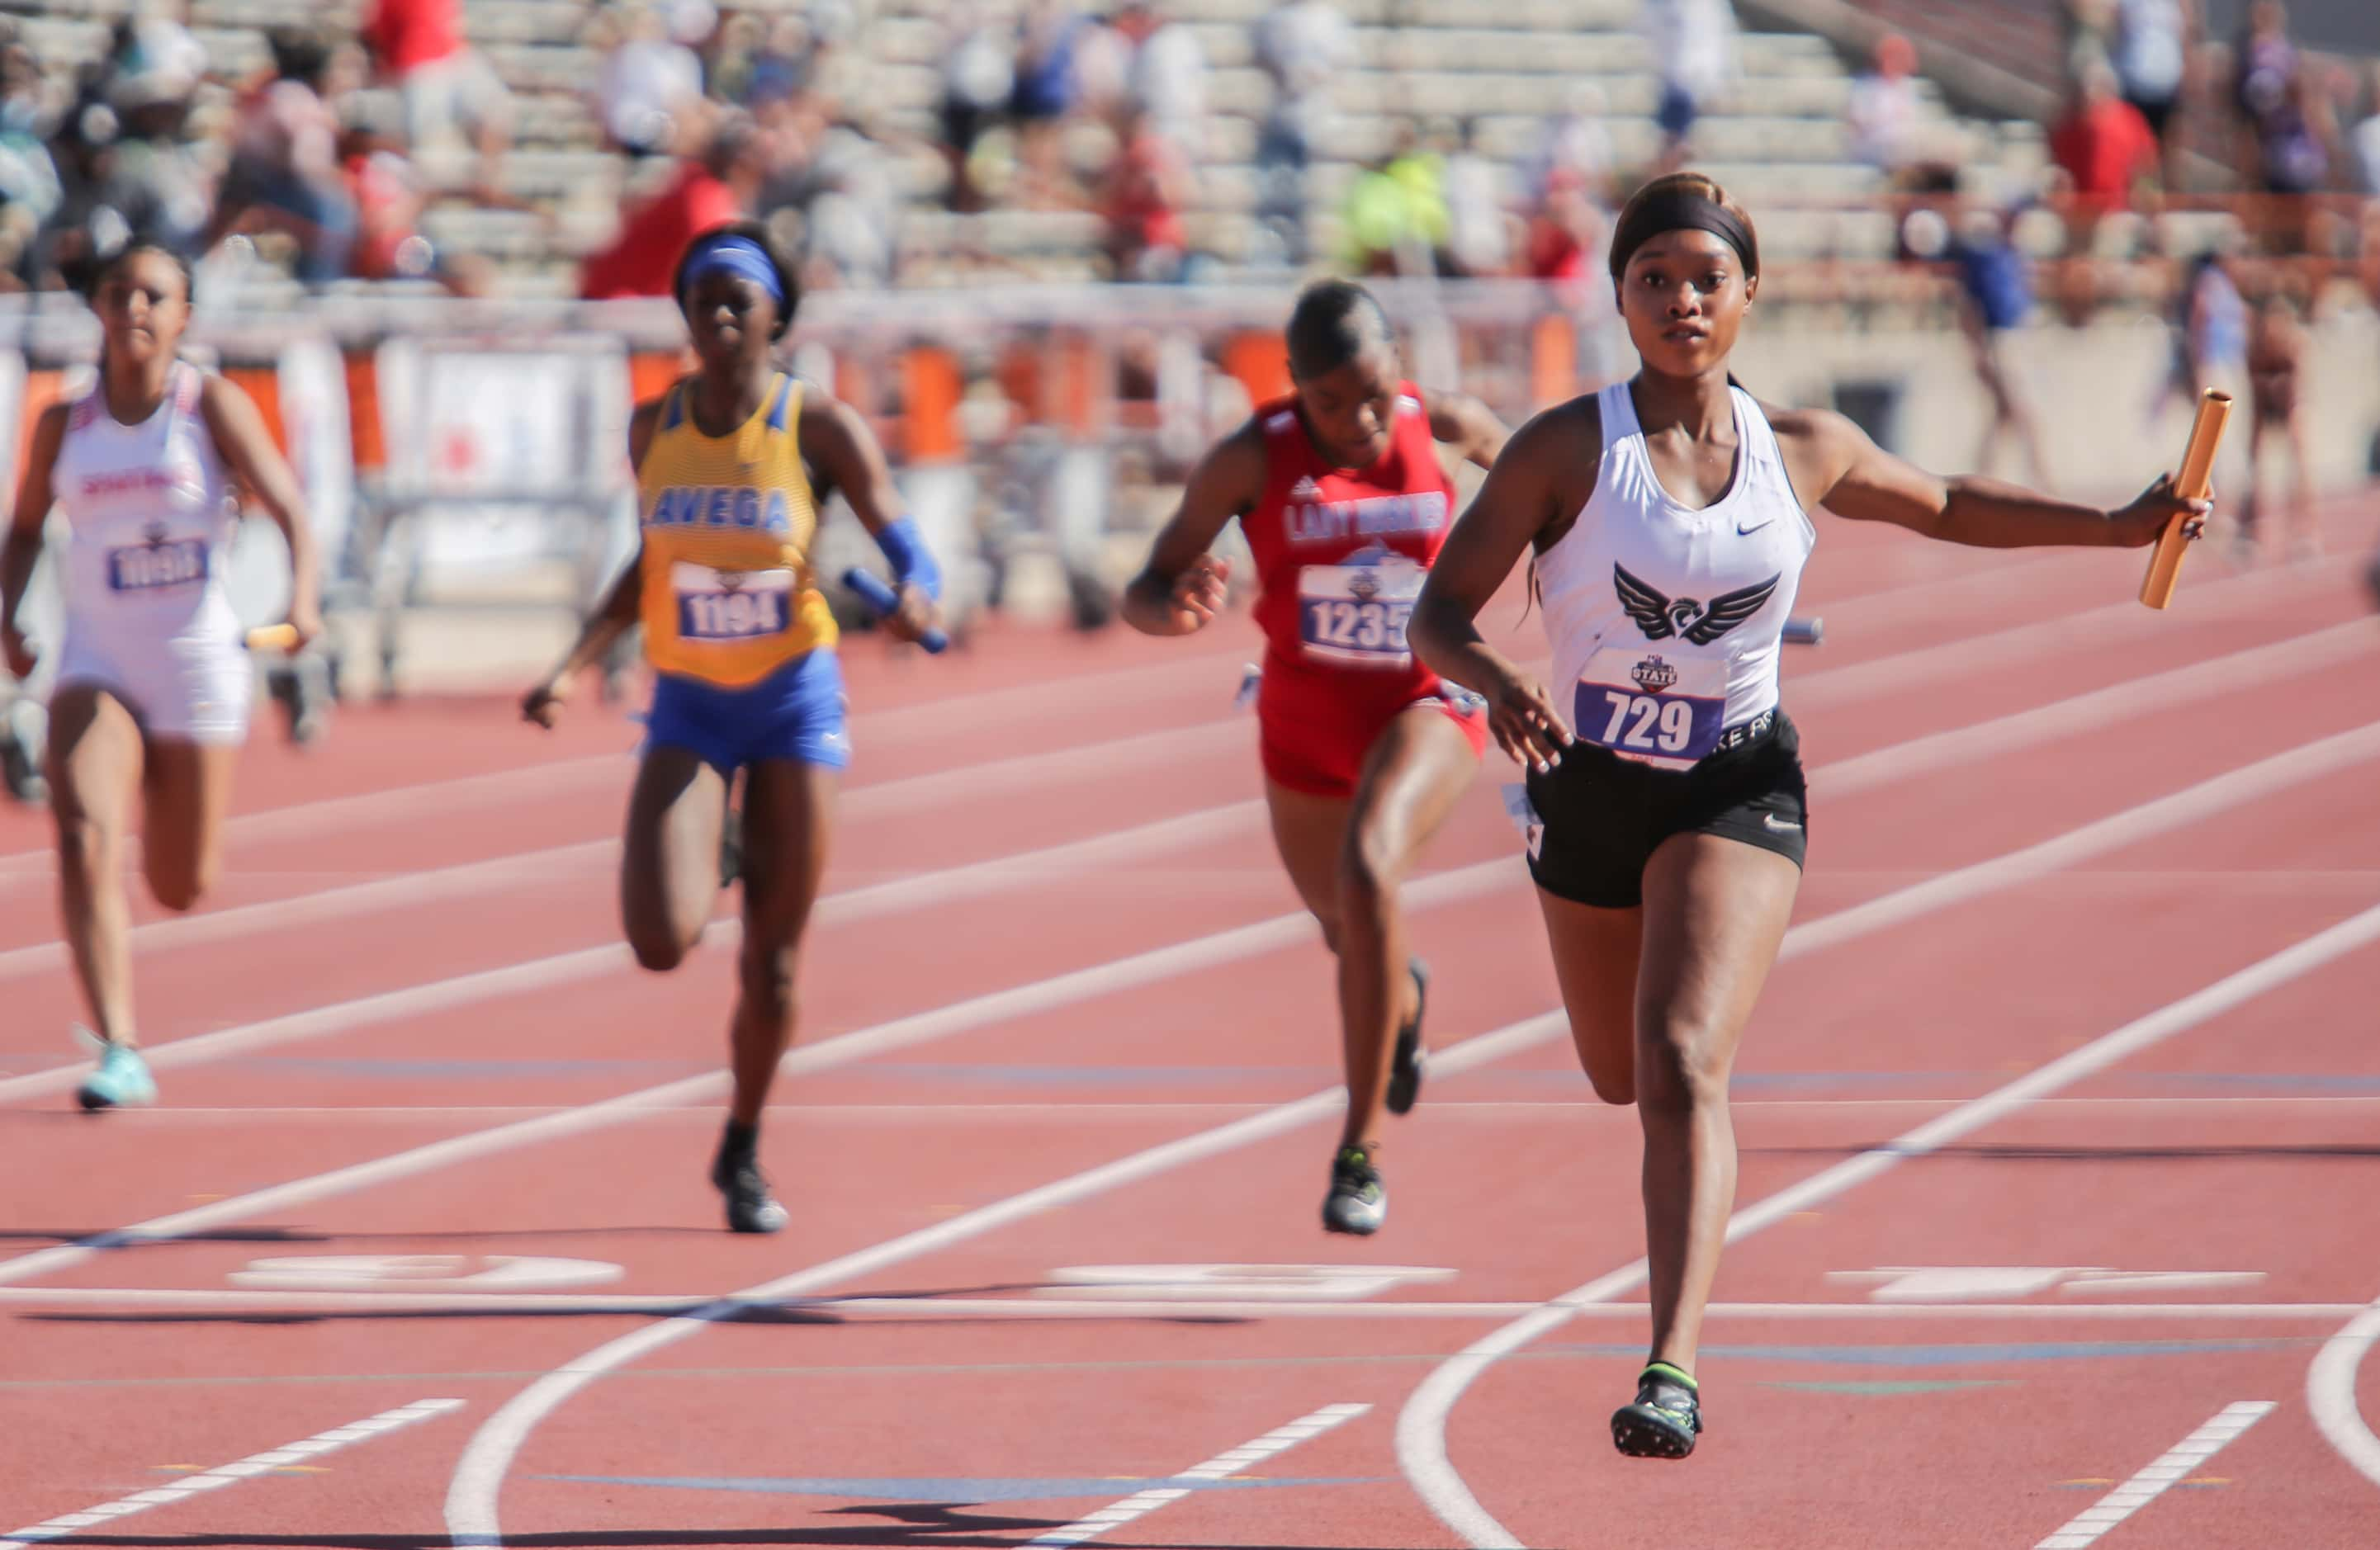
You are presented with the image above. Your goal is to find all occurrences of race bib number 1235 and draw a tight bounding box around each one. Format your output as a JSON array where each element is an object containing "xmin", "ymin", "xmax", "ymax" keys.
[{"xmin": 1298, "ymin": 558, "xmax": 1422, "ymax": 667}]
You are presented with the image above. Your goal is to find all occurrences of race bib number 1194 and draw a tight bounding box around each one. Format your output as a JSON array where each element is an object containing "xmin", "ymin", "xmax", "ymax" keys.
[{"xmin": 674, "ymin": 562, "xmax": 793, "ymax": 641}]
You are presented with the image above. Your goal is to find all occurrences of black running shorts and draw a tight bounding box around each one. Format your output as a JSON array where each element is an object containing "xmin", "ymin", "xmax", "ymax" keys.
[{"xmin": 1521, "ymin": 710, "xmax": 1808, "ymax": 910}]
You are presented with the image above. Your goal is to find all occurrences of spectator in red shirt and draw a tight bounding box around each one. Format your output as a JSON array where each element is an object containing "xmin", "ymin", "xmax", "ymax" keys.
[
  {"xmin": 580, "ymin": 113, "xmax": 768, "ymax": 300},
  {"xmin": 1100, "ymin": 106, "xmax": 1189, "ymax": 281},
  {"xmin": 361, "ymin": 0, "xmax": 513, "ymax": 198},
  {"xmin": 1524, "ymin": 174, "xmax": 1604, "ymax": 283},
  {"xmin": 341, "ymin": 116, "xmax": 494, "ymax": 296},
  {"xmin": 2050, "ymin": 59, "xmax": 2160, "ymax": 219}
]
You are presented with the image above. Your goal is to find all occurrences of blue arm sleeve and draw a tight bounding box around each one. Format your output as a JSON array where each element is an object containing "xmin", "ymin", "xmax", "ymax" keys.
[{"xmin": 873, "ymin": 516, "xmax": 943, "ymax": 603}]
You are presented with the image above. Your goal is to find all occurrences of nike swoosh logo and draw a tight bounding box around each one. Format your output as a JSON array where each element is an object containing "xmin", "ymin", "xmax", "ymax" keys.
[
  {"xmin": 1737, "ymin": 520, "xmax": 1775, "ymax": 536},
  {"xmin": 1763, "ymin": 813, "xmax": 1801, "ymax": 832}
]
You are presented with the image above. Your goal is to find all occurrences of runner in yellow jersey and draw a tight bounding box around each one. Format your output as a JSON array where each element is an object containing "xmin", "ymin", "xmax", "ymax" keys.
[{"xmin": 524, "ymin": 222, "xmax": 941, "ymax": 1233}]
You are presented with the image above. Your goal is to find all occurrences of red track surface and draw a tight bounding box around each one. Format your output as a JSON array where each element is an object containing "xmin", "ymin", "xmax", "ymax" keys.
[{"xmin": 2, "ymin": 503, "xmax": 2378, "ymax": 1549}]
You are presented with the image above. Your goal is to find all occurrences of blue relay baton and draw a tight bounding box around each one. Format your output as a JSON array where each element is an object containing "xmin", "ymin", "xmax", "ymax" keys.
[{"xmin": 843, "ymin": 569, "xmax": 949, "ymax": 654}]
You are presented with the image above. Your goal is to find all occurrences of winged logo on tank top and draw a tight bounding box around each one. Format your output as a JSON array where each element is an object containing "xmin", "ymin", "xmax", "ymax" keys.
[{"xmin": 1613, "ymin": 563, "xmax": 1780, "ymax": 646}]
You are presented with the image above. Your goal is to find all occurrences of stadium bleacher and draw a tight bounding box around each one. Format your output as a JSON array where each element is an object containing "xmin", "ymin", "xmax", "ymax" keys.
[{"xmin": 0, "ymin": 0, "xmax": 2056, "ymax": 296}]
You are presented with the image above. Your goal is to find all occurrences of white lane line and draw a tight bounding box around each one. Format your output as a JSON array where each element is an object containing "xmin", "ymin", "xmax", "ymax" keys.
[
  {"xmin": 57, "ymin": 1094, "xmax": 2380, "ymax": 1121},
  {"xmin": 438, "ymin": 1012, "xmax": 1566, "ymax": 1546},
  {"xmin": 0, "ymin": 842, "xmax": 610, "ymax": 982},
  {"xmin": 16, "ymin": 607, "xmax": 2377, "ymax": 1102},
  {"xmin": 8, "ymin": 567, "xmax": 2348, "ymax": 947},
  {"xmin": 2307, "ymin": 1292, "xmax": 2380, "ymax": 1491},
  {"xmin": 0, "ymin": 799, "xmax": 1263, "ymax": 1102},
  {"xmin": 18, "ymin": 713, "xmax": 2378, "ymax": 1283},
  {"xmin": 1024, "ymin": 1403, "xmax": 1370, "ymax": 1548},
  {"xmin": 0, "ymin": 1288, "xmax": 2368, "ymax": 1321},
  {"xmin": 0, "ymin": 720, "xmax": 1261, "ymax": 980},
  {"xmin": 29, "ymin": 709, "xmax": 2372, "ymax": 1519},
  {"xmin": 0, "ymin": 551, "xmax": 2346, "ymax": 889},
  {"xmin": 1812, "ymin": 616, "xmax": 2380, "ymax": 797},
  {"xmin": 2033, "ymin": 1401, "xmax": 2275, "ymax": 1549},
  {"xmin": 1396, "ymin": 899, "xmax": 2380, "ymax": 1550},
  {"xmin": 439, "ymin": 735, "xmax": 2380, "ymax": 1544},
  {"xmin": 1788, "ymin": 552, "xmax": 2354, "ymax": 713},
  {"xmin": 12, "ymin": 606, "xmax": 2356, "ymax": 981},
  {"xmin": 0, "ymin": 860, "xmax": 1518, "ymax": 1289},
  {"xmin": 0, "ymin": 644, "xmax": 1259, "ymax": 876},
  {"xmin": 1781, "ymin": 720, "xmax": 2380, "ymax": 962},
  {"xmin": 1, "ymin": 1397, "xmax": 465, "ymax": 1543}
]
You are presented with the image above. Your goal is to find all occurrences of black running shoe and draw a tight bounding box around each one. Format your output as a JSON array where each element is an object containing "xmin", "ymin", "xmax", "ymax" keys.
[
  {"xmin": 1321, "ymin": 1144, "xmax": 1385, "ymax": 1236},
  {"xmin": 1611, "ymin": 1362, "xmax": 1703, "ymax": 1458},
  {"xmin": 710, "ymin": 1143, "xmax": 788, "ymax": 1235},
  {"xmin": 1, "ymin": 724, "xmax": 45, "ymax": 807},
  {"xmin": 718, "ymin": 807, "xmax": 743, "ymax": 891},
  {"xmin": 1385, "ymin": 957, "xmax": 1428, "ymax": 1117}
]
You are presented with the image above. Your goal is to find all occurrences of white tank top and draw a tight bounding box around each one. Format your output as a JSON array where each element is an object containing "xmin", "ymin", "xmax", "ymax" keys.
[
  {"xmin": 1533, "ymin": 380, "xmax": 1815, "ymax": 772},
  {"xmin": 53, "ymin": 361, "xmax": 239, "ymax": 647}
]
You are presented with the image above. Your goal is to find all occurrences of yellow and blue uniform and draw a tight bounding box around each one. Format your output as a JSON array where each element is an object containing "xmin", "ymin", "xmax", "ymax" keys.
[{"xmin": 638, "ymin": 372, "xmax": 850, "ymax": 773}]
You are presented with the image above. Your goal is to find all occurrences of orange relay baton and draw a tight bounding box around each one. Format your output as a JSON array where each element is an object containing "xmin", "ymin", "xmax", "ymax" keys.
[{"xmin": 2139, "ymin": 389, "xmax": 2232, "ymax": 610}]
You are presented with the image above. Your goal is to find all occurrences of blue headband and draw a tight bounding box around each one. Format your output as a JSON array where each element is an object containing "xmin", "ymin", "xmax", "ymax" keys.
[{"xmin": 682, "ymin": 236, "xmax": 784, "ymax": 309}]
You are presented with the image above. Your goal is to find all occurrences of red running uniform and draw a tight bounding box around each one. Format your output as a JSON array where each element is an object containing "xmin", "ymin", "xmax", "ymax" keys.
[{"xmin": 1242, "ymin": 383, "xmax": 1488, "ymax": 798}]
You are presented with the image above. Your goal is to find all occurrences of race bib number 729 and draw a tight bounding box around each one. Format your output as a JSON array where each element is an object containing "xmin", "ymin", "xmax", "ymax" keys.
[{"xmin": 1574, "ymin": 649, "xmax": 1727, "ymax": 768}]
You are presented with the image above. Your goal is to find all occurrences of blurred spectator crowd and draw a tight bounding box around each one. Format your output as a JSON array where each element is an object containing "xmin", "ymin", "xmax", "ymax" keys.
[{"xmin": 0, "ymin": 0, "xmax": 2368, "ymax": 318}]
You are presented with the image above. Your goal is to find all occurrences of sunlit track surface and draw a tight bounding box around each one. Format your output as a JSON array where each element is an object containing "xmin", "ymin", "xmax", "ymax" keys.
[{"xmin": 2, "ymin": 506, "xmax": 2376, "ymax": 1550}]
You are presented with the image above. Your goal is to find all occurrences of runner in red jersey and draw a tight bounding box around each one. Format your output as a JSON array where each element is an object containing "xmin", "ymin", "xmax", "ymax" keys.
[{"xmin": 1123, "ymin": 281, "xmax": 1507, "ymax": 1235}]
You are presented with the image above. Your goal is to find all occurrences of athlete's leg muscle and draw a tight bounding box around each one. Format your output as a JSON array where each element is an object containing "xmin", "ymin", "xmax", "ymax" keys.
[{"xmin": 1634, "ymin": 831, "xmax": 1800, "ymax": 1375}]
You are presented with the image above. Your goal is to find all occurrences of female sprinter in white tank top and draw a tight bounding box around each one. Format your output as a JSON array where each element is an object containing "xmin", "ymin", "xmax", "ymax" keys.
[
  {"xmin": 0, "ymin": 244, "xmax": 322, "ymax": 1111},
  {"xmin": 1410, "ymin": 173, "xmax": 2207, "ymax": 1458}
]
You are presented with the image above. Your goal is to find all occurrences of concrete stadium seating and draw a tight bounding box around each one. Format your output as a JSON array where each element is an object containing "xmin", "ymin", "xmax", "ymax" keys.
[{"xmin": 2, "ymin": 0, "xmax": 2055, "ymax": 291}]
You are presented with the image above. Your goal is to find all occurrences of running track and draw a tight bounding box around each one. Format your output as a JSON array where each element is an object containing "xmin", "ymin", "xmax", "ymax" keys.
[{"xmin": 2, "ymin": 501, "xmax": 2377, "ymax": 1549}]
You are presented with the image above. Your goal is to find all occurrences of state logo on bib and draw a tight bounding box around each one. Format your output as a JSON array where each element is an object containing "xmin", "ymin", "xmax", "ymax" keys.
[
  {"xmin": 674, "ymin": 561, "xmax": 793, "ymax": 642},
  {"xmin": 1576, "ymin": 647, "xmax": 1727, "ymax": 770},
  {"xmin": 1298, "ymin": 545, "xmax": 1422, "ymax": 668}
]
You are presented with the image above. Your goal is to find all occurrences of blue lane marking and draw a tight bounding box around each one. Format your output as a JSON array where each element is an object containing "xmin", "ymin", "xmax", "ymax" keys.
[
  {"xmin": 1455, "ymin": 1070, "xmax": 1991, "ymax": 1090},
  {"xmin": 1728, "ymin": 1071, "xmax": 1989, "ymax": 1091},
  {"xmin": 2120, "ymin": 1072, "xmax": 2380, "ymax": 1091},
  {"xmin": 870, "ymin": 1064, "xmax": 1340, "ymax": 1089},
  {"xmin": 215, "ymin": 1056, "xmax": 2380, "ymax": 1093},
  {"xmin": 1452, "ymin": 1069, "xmax": 2380, "ymax": 1097},
  {"xmin": 532, "ymin": 1474, "xmax": 1375, "ymax": 1501},
  {"xmin": 225, "ymin": 1056, "xmax": 710, "ymax": 1079},
  {"xmin": 1549, "ymin": 1340, "xmax": 2298, "ymax": 1368}
]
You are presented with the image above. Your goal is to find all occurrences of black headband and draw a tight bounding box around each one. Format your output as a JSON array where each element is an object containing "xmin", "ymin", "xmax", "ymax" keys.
[{"xmin": 1609, "ymin": 191, "xmax": 1758, "ymax": 282}]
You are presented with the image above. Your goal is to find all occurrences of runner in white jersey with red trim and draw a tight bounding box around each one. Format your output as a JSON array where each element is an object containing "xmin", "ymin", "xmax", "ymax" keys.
[
  {"xmin": 1411, "ymin": 172, "xmax": 2210, "ymax": 1461},
  {"xmin": 51, "ymin": 355, "xmax": 245, "ymax": 735},
  {"xmin": 0, "ymin": 244, "xmax": 322, "ymax": 1112}
]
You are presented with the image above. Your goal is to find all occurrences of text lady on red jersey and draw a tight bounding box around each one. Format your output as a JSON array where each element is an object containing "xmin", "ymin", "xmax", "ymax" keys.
[{"xmin": 1121, "ymin": 281, "xmax": 1507, "ymax": 1236}]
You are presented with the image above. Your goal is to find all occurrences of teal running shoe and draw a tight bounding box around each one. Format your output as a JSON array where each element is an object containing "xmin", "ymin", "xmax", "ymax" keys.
[{"xmin": 74, "ymin": 1030, "xmax": 157, "ymax": 1112}]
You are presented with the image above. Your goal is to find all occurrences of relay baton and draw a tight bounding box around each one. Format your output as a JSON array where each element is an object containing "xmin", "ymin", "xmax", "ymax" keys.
[
  {"xmin": 2139, "ymin": 389, "xmax": 2232, "ymax": 611},
  {"xmin": 843, "ymin": 569, "xmax": 949, "ymax": 654},
  {"xmin": 1782, "ymin": 617, "xmax": 1824, "ymax": 646},
  {"xmin": 244, "ymin": 624, "xmax": 300, "ymax": 653}
]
